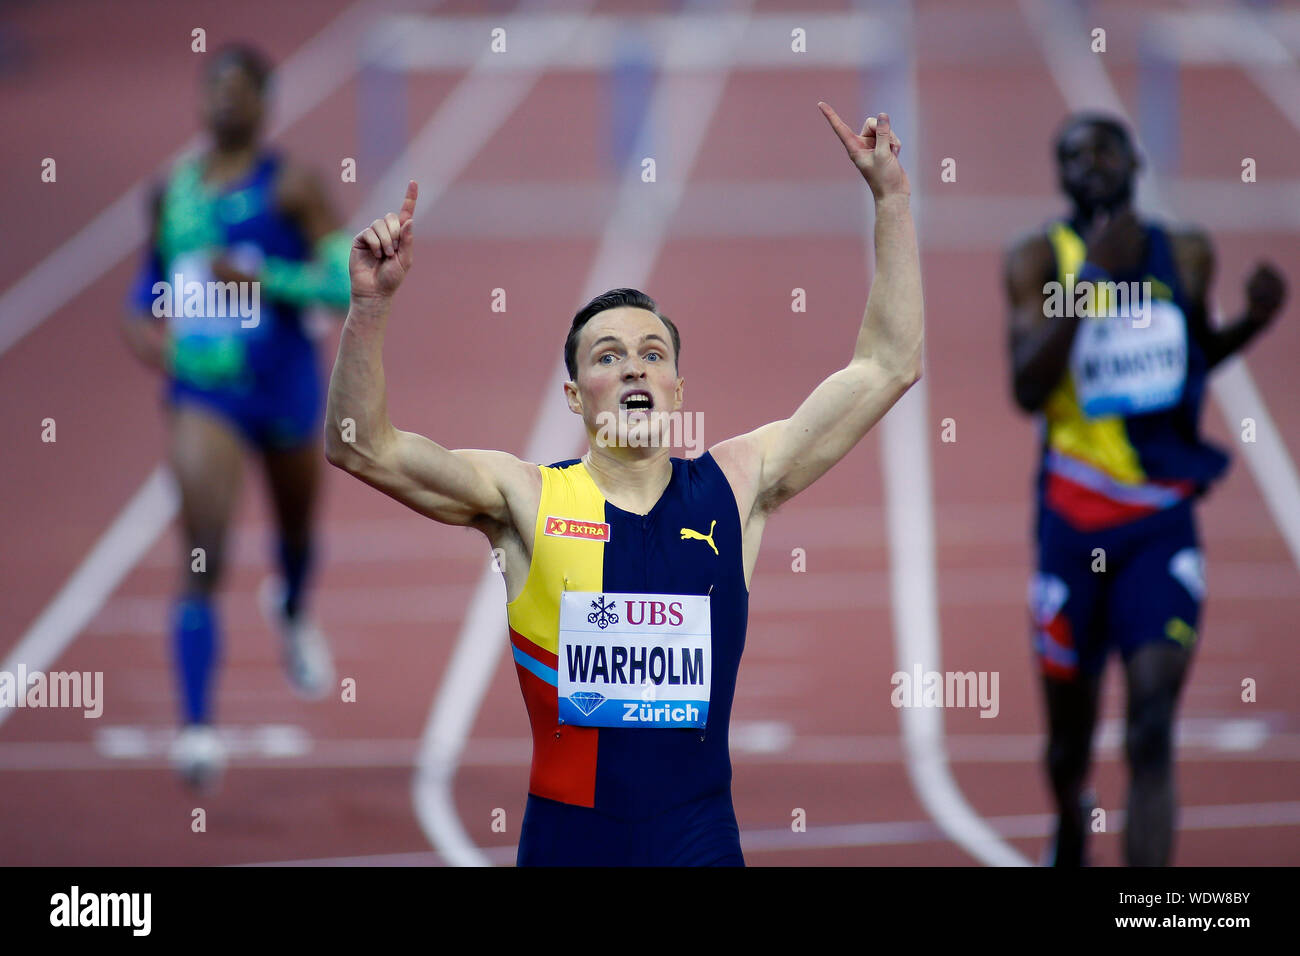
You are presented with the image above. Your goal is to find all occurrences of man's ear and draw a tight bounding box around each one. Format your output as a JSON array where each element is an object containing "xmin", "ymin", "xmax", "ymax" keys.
[
  {"xmin": 673, "ymin": 376, "xmax": 685, "ymax": 411},
  {"xmin": 563, "ymin": 380, "xmax": 582, "ymax": 415}
]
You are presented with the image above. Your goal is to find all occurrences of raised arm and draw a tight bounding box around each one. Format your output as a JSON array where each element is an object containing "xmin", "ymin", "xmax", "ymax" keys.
[
  {"xmin": 712, "ymin": 106, "xmax": 923, "ymax": 518},
  {"xmin": 1171, "ymin": 228, "xmax": 1286, "ymax": 370},
  {"xmin": 324, "ymin": 181, "xmax": 531, "ymax": 532}
]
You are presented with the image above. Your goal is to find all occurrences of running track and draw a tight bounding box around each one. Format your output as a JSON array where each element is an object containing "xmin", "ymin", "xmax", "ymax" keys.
[{"xmin": 1, "ymin": 0, "xmax": 1297, "ymax": 866}]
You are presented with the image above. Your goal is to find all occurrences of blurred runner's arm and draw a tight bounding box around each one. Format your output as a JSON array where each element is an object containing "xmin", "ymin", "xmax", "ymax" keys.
[
  {"xmin": 1005, "ymin": 232, "xmax": 1071, "ymax": 413},
  {"xmin": 1172, "ymin": 229, "xmax": 1287, "ymax": 369},
  {"xmin": 713, "ymin": 107, "xmax": 923, "ymax": 519},
  {"xmin": 212, "ymin": 164, "xmax": 353, "ymax": 310},
  {"xmin": 325, "ymin": 181, "xmax": 525, "ymax": 531},
  {"xmin": 121, "ymin": 181, "xmax": 169, "ymax": 372}
]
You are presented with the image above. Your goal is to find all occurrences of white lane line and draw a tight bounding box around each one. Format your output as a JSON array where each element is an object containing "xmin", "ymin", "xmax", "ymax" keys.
[
  {"xmin": 882, "ymin": 388, "xmax": 1032, "ymax": 866},
  {"xmin": 1209, "ymin": 356, "xmax": 1300, "ymax": 571},
  {"xmin": 241, "ymin": 799, "xmax": 1300, "ymax": 865},
  {"xmin": 0, "ymin": 185, "xmax": 150, "ymax": 357},
  {"xmin": 0, "ymin": 0, "xmax": 440, "ymax": 358},
  {"xmin": 1022, "ymin": 0, "xmax": 1300, "ymax": 576},
  {"xmin": 93, "ymin": 724, "xmax": 311, "ymax": 760},
  {"xmin": 7, "ymin": 718, "xmax": 1291, "ymax": 771},
  {"xmin": 743, "ymin": 799, "xmax": 1300, "ymax": 852},
  {"xmin": 412, "ymin": 0, "xmax": 756, "ymax": 867},
  {"xmin": 876, "ymin": 0, "xmax": 1031, "ymax": 867},
  {"xmin": 0, "ymin": 466, "xmax": 176, "ymax": 732}
]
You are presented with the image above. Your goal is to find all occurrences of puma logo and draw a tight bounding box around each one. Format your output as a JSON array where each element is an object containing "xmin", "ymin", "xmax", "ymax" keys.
[{"xmin": 680, "ymin": 520, "xmax": 718, "ymax": 556}]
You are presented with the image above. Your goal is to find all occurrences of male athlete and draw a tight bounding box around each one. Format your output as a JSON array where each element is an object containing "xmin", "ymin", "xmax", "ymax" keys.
[
  {"xmin": 327, "ymin": 104, "xmax": 922, "ymax": 865},
  {"xmin": 1005, "ymin": 113, "xmax": 1286, "ymax": 866},
  {"xmin": 123, "ymin": 45, "xmax": 352, "ymax": 786}
]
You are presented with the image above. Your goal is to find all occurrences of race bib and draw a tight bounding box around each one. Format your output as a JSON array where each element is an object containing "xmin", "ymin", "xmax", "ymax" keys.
[
  {"xmin": 558, "ymin": 591, "xmax": 711, "ymax": 729},
  {"xmin": 1070, "ymin": 298, "xmax": 1188, "ymax": 418},
  {"xmin": 163, "ymin": 249, "xmax": 260, "ymax": 387}
]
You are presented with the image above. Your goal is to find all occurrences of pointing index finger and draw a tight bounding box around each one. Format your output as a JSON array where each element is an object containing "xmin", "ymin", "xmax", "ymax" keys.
[
  {"xmin": 817, "ymin": 101, "xmax": 860, "ymax": 152},
  {"xmin": 399, "ymin": 180, "xmax": 419, "ymax": 223}
]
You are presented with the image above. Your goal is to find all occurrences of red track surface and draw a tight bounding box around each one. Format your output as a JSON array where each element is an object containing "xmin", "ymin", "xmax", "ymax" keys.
[{"xmin": 1, "ymin": 0, "xmax": 1297, "ymax": 866}]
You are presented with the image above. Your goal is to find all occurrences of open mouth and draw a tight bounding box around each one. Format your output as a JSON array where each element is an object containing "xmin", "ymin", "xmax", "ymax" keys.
[{"xmin": 620, "ymin": 390, "xmax": 653, "ymax": 412}]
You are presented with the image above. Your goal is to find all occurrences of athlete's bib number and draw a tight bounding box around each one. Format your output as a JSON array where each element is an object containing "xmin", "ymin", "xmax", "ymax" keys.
[
  {"xmin": 165, "ymin": 250, "xmax": 258, "ymax": 388},
  {"xmin": 558, "ymin": 591, "xmax": 710, "ymax": 729},
  {"xmin": 1070, "ymin": 299, "xmax": 1188, "ymax": 418}
]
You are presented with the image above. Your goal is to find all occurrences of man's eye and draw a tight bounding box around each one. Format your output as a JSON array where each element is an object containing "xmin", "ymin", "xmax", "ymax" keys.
[
  {"xmin": 645, "ymin": 352, "xmax": 661, "ymax": 362},
  {"xmin": 599, "ymin": 354, "xmax": 616, "ymax": 365}
]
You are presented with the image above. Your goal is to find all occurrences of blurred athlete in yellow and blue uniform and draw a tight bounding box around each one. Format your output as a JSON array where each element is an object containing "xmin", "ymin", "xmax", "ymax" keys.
[
  {"xmin": 123, "ymin": 45, "xmax": 351, "ymax": 786},
  {"xmin": 1005, "ymin": 114, "xmax": 1286, "ymax": 865}
]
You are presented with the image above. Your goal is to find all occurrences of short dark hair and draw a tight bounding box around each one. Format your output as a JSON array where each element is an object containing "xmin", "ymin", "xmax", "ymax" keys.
[
  {"xmin": 1053, "ymin": 112, "xmax": 1134, "ymax": 165},
  {"xmin": 206, "ymin": 43, "xmax": 272, "ymax": 95},
  {"xmin": 564, "ymin": 288, "xmax": 681, "ymax": 381}
]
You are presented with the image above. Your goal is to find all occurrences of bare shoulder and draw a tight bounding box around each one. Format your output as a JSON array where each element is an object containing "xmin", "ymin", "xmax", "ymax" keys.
[
  {"xmin": 1004, "ymin": 229, "xmax": 1055, "ymax": 280},
  {"xmin": 453, "ymin": 451, "xmax": 542, "ymax": 599},
  {"xmin": 462, "ymin": 448, "xmax": 542, "ymax": 530},
  {"xmin": 1167, "ymin": 225, "xmax": 1214, "ymax": 296},
  {"xmin": 1004, "ymin": 230, "xmax": 1057, "ymax": 339},
  {"xmin": 709, "ymin": 422, "xmax": 784, "ymax": 521},
  {"xmin": 1006, "ymin": 227, "xmax": 1052, "ymax": 257},
  {"xmin": 458, "ymin": 448, "xmax": 541, "ymax": 495}
]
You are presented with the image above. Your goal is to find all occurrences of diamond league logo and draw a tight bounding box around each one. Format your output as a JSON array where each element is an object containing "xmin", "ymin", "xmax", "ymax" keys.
[{"xmin": 568, "ymin": 691, "xmax": 607, "ymax": 717}]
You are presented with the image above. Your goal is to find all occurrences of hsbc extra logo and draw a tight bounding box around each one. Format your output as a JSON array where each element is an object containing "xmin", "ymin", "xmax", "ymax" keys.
[{"xmin": 544, "ymin": 516, "xmax": 611, "ymax": 541}]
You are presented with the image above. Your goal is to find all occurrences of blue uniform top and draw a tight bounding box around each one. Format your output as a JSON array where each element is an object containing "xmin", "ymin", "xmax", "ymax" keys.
[
  {"xmin": 128, "ymin": 151, "xmax": 313, "ymax": 392},
  {"xmin": 506, "ymin": 453, "xmax": 749, "ymax": 820},
  {"xmin": 1037, "ymin": 218, "xmax": 1229, "ymax": 532}
]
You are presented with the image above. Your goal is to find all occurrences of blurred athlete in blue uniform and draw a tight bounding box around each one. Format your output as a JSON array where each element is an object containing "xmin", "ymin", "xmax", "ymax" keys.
[
  {"xmin": 1005, "ymin": 114, "xmax": 1286, "ymax": 865},
  {"xmin": 123, "ymin": 45, "xmax": 352, "ymax": 787},
  {"xmin": 325, "ymin": 104, "xmax": 923, "ymax": 865}
]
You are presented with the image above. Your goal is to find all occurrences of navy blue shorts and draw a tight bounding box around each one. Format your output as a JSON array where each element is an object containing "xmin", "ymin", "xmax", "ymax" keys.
[
  {"xmin": 516, "ymin": 789, "xmax": 745, "ymax": 867},
  {"xmin": 165, "ymin": 344, "xmax": 321, "ymax": 452},
  {"xmin": 1030, "ymin": 499, "xmax": 1205, "ymax": 681}
]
